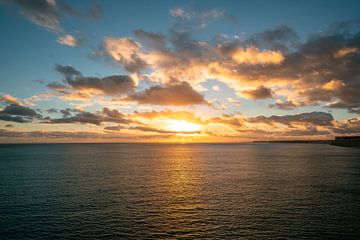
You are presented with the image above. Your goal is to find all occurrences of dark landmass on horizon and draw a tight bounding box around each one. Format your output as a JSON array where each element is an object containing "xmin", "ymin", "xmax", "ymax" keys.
[
  {"xmin": 255, "ymin": 136, "xmax": 360, "ymax": 148},
  {"xmin": 254, "ymin": 140, "xmax": 332, "ymax": 144}
]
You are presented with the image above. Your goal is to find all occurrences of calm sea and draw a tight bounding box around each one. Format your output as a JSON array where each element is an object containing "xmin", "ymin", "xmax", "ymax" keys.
[{"xmin": 0, "ymin": 143, "xmax": 360, "ymax": 239}]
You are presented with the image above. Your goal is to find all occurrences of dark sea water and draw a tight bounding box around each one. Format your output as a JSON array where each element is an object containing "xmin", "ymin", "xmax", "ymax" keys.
[{"xmin": 1, "ymin": 143, "xmax": 360, "ymax": 239}]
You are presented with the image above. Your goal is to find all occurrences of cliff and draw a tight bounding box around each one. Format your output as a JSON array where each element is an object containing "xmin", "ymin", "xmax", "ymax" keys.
[{"xmin": 331, "ymin": 136, "xmax": 360, "ymax": 147}]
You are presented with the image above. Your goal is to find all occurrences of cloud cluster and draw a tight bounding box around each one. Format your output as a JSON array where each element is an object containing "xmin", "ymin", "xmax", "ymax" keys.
[
  {"xmin": 92, "ymin": 20, "xmax": 360, "ymax": 113},
  {"xmin": 1, "ymin": 103, "xmax": 359, "ymax": 141},
  {"xmin": 0, "ymin": 104, "xmax": 42, "ymax": 123},
  {"xmin": 49, "ymin": 64, "xmax": 208, "ymax": 106},
  {"xmin": 169, "ymin": 7, "xmax": 224, "ymax": 28},
  {"xmin": 2, "ymin": 0, "xmax": 102, "ymax": 32},
  {"xmin": 48, "ymin": 65, "xmax": 135, "ymax": 99},
  {"xmin": 248, "ymin": 112, "xmax": 334, "ymax": 127},
  {"xmin": 0, "ymin": 94, "xmax": 22, "ymax": 105},
  {"xmin": 43, "ymin": 107, "xmax": 131, "ymax": 125},
  {"xmin": 125, "ymin": 81, "xmax": 207, "ymax": 106}
]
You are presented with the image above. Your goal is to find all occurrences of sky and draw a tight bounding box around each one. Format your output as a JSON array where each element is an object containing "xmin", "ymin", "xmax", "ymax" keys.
[{"xmin": 0, "ymin": 0, "xmax": 360, "ymax": 143}]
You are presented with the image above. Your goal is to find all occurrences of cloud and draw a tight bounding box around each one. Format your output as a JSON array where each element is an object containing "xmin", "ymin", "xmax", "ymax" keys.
[
  {"xmin": 2, "ymin": 0, "xmax": 102, "ymax": 32},
  {"xmin": 57, "ymin": 34, "xmax": 79, "ymax": 47},
  {"xmin": 332, "ymin": 117, "xmax": 360, "ymax": 134},
  {"xmin": 241, "ymin": 86, "xmax": 274, "ymax": 100},
  {"xmin": 55, "ymin": 64, "xmax": 81, "ymax": 79},
  {"xmin": 269, "ymin": 100, "xmax": 301, "ymax": 110},
  {"xmin": 43, "ymin": 108, "xmax": 131, "ymax": 125},
  {"xmin": 334, "ymin": 47, "xmax": 359, "ymax": 58},
  {"xmin": 125, "ymin": 81, "xmax": 207, "ymax": 106},
  {"xmin": 50, "ymin": 65, "xmax": 136, "ymax": 98},
  {"xmin": 0, "ymin": 104, "xmax": 42, "ymax": 123},
  {"xmin": 102, "ymin": 37, "xmax": 147, "ymax": 73},
  {"xmin": 227, "ymin": 98, "xmax": 241, "ymax": 105},
  {"xmin": 212, "ymin": 85, "xmax": 220, "ymax": 91},
  {"xmin": 103, "ymin": 125, "xmax": 123, "ymax": 131},
  {"xmin": 231, "ymin": 47, "xmax": 284, "ymax": 65},
  {"xmin": 321, "ymin": 79, "xmax": 346, "ymax": 90},
  {"xmin": 66, "ymin": 75, "xmax": 135, "ymax": 96},
  {"xmin": 0, "ymin": 94, "xmax": 22, "ymax": 105},
  {"xmin": 0, "ymin": 105, "xmax": 355, "ymax": 141},
  {"xmin": 169, "ymin": 7, "xmax": 224, "ymax": 26},
  {"xmin": 59, "ymin": 108, "xmax": 80, "ymax": 117},
  {"xmin": 46, "ymin": 108, "xmax": 58, "ymax": 114},
  {"xmin": 248, "ymin": 25, "xmax": 299, "ymax": 51},
  {"xmin": 95, "ymin": 30, "xmax": 287, "ymax": 95},
  {"xmin": 0, "ymin": 104, "xmax": 40, "ymax": 117},
  {"xmin": 134, "ymin": 29, "xmax": 166, "ymax": 50},
  {"xmin": 0, "ymin": 115, "xmax": 30, "ymax": 123},
  {"xmin": 248, "ymin": 112, "xmax": 334, "ymax": 127},
  {"xmin": 209, "ymin": 114, "xmax": 244, "ymax": 128}
]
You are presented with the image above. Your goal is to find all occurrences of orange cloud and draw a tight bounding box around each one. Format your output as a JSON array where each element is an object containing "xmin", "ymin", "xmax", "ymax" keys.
[
  {"xmin": 57, "ymin": 34, "xmax": 78, "ymax": 47},
  {"xmin": 232, "ymin": 47, "xmax": 284, "ymax": 65},
  {"xmin": 334, "ymin": 47, "xmax": 359, "ymax": 58}
]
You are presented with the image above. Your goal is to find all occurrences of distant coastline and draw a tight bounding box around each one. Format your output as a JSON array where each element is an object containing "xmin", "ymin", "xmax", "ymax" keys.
[
  {"xmin": 254, "ymin": 140, "xmax": 332, "ymax": 144},
  {"xmin": 255, "ymin": 136, "xmax": 360, "ymax": 148}
]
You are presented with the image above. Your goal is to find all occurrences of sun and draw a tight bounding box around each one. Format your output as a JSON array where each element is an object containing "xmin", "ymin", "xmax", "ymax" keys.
[{"xmin": 166, "ymin": 120, "xmax": 202, "ymax": 132}]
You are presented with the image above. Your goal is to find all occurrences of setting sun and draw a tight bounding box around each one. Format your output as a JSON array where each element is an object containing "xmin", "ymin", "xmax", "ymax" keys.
[{"xmin": 166, "ymin": 120, "xmax": 202, "ymax": 132}]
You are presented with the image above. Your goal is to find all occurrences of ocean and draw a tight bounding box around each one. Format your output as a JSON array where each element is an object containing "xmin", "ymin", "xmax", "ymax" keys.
[{"xmin": 1, "ymin": 143, "xmax": 360, "ymax": 239}]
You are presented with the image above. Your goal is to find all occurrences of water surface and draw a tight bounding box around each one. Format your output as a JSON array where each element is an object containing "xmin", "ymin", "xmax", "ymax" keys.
[{"xmin": 1, "ymin": 143, "xmax": 360, "ymax": 239}]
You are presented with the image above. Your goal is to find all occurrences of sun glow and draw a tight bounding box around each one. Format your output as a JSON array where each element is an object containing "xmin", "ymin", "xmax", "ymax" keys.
[{"xmin": 166, "ymin": 120, "xmax": 202, "ymax": 132}]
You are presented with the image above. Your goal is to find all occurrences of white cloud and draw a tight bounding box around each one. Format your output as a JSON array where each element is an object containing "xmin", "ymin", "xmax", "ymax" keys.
[{"xmin": 57, "ymin": 34, "xmax": 78, "ymax": 47}]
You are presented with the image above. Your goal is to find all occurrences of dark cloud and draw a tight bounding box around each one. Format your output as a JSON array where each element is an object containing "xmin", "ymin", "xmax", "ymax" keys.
[
  {"xmin": 45, "ymin": 111, "xmax": 103, "ymax": 125},
  {"xmin": 50, "ymin": 65, "xmax": 136, "ymax": 97},
  {"xmin": 126, "ymin": 81, "xmax": 207, "ymax": 106},
  {"xmin": 55, "ymin": 64, "xmax": 81, "ymax": 80},
  {"xmin": 233, "ymin": 27, "xmax": 360, "ymax": 111},
  {"xmin": 249, "ymin": 112, "xmax": 334, "ymax": 127},
  {"xmin": 0, "ymin": 104, "xmax": 41, "ymax": 117},
  {"xmin": 5, "ymin": 124, "xmax": 14, "ymax": 127},
  {"xmin": 67, "ymin": 75, "xmax": 135, "ymax": 96},
  {"xmin": 0, "ymin": 104, "xmax": 42, "ymax": 123},
  {"xmin": 269, "ymin": 100, "xmax": 298, "ymax": 110},
  {"xmin": 47, "ymin": 82, "xmax": 68, "ymax": 91},
  {"xmin": 46, "ymin": 108, "xmax": 58, "ymax": 114},
  {"xmin": 249, "ymin": 25, "xmax": 299, "ymax": 51},
  {"xmin": 2, "ymin": 0, "xmax": 102, "ymax": 32},
  {"xmin": 60, "ymin": 108, "xmax": 80, "ymax": 117},
  {"xmin": 43, "ymin": 108, "xmax": 131, "ymax": 125},
  {"xmin": 242, "ymin": 86, "xmax": 273, "ymax": 100},
  {"xmin": 103, "ymin": 125, "xmax": 123, "ymax": 131},
  {"xmin": 134, "ymin": 29, "xmax": 166, "ymax": 50},
  {"xmin": 103, "ymin": 107, "xmax": 125, "ymax": 119},
  {"xmin": 0, "ymin": 115, "xmax": 30, "ymax": 123}
]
